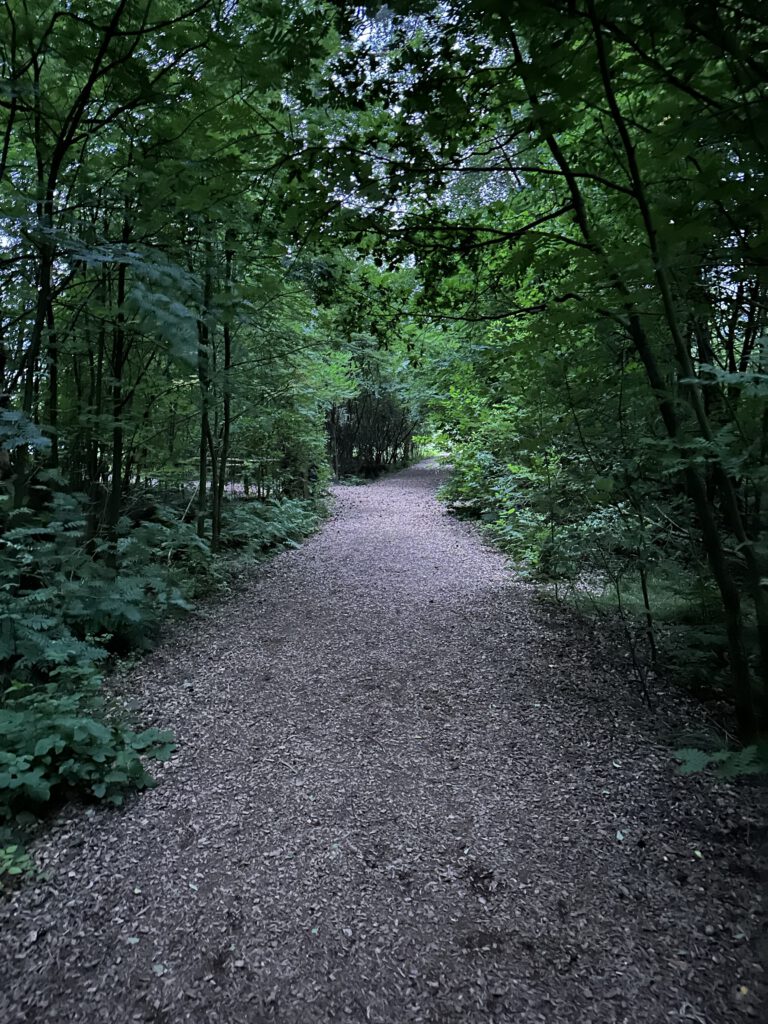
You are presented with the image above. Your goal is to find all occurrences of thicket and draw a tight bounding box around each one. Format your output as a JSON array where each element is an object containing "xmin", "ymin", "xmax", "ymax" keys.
[{"xmin": 327, "ymin": 336, "xmax": 423, "ymax": 477}]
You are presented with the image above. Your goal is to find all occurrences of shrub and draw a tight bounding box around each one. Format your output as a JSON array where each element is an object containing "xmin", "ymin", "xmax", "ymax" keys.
[
  {"xmin": 675, "ymin": 744, "xmax": 768, "ymax": 777},
  {"xmin": 0, "ymin": 683, "xmax": 174, "ymax": 825},
  {"xmin": 0, "ymin": 491, "xmax": 195, "ymax": 687}
]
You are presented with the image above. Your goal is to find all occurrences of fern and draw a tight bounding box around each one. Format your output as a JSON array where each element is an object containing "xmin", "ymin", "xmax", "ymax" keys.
[{"xmin": 217, "ymin": 497, "xmax": 320, "ymax": 554}]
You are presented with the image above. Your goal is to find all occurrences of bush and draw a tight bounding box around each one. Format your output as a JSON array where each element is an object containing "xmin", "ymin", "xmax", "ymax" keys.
[
  {"xmin": 0, "ymin": 683, "xmax": 174, "ymax": 826},
  {"xmin": 0, "ymin": 491, "xmax": 197, "ymax": 687},
  {"xmin": 675, "ymin": 744, "xmax": 768, "ymax": 777},
  {"xmin": 439, "ymin": 446, "xmax": 500, "ymax": 517},
  {"xmin": 439, "ymin": 439, "xmax": 757, "ymax": 726}
]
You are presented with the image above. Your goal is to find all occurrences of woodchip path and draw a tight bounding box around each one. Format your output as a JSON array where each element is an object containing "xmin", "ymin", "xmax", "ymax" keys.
[{"xmin": 1, "ymin": 462, "xmax": 764, "ymax": 1023}]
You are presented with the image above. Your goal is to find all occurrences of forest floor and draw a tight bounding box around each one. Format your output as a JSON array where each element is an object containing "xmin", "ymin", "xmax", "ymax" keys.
[{"xmin": 1, "ymin": 462, "xmax": 765, "ymax": 1024}]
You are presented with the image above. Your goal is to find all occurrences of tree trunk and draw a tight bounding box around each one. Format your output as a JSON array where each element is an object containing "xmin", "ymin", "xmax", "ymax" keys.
[
  {"xmin": 197, "ymin": 244, "xmax": 214, "ymax": 541},
  {"xmin": 214, "ymin": 242, "xmax": 235, "ymax": 551}
]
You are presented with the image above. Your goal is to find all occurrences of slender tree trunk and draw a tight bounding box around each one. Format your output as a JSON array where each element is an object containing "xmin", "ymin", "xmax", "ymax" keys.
[
  {"xmin": 105, "ymin": 260, "xmax": 126, "ymax": 533},
  {"xmin": 84, "ymin": 295, "xmax": 106, "ymax": 548},
  {"xmin": 197, "ymin": 423, "xmax": 208, "ymax": 539},
  {"xmin": 15, "ymin": 244, "xmax": 52, "ymax": 507},
  {"xmin": 214, "ymin": 241, "xmax": 235, "ymax": 551},
  {"xmin": 197, "ymin": 245, "xmax": 214, "ymax": 541},
  {"xmin": 45, "ymin": 297, "xmax": 58, "ymax": 468},
  {"xmin": 104, "ymin": 203, "xmax": 133, "ymax": 533},
  {"xmin": 205, "ymin": 416, "xmax": 219, "ymax": 548}
]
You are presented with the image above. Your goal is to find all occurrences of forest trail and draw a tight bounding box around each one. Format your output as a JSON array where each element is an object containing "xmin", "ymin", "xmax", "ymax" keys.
[{"xmin": 0, "ymin": 463, "xmax": 763, "ymax": 1024}]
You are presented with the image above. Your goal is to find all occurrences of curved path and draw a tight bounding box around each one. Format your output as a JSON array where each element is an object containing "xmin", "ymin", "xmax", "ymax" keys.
[{"xmin": 1, "ymin": 463, "xmax": 764, "ymax": 1023}]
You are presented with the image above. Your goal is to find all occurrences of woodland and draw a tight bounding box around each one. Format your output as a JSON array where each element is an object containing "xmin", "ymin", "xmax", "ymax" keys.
[{"xmin": 0, "ymin": 0, "xmax": 767, "ymax": 874}]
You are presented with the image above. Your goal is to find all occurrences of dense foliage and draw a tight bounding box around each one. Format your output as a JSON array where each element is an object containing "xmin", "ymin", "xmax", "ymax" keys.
[{"xmin": 1, "ymin": 0, "xmax": 766, "ymax": 854}]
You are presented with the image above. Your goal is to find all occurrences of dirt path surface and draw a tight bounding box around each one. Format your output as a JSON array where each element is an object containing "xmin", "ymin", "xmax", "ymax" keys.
[{"xmin": 1, "ymin": 463, "xmax": 765, "ymax": 1024}]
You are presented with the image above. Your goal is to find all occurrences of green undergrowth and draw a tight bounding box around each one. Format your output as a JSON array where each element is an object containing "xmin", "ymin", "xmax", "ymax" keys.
[
  {"xmin": 0, "ymin": 840, "xmax": 34, "ymax": 889},
  {"xmin": 563, "ymin": 567, "xmax": 734, "ymax": 697},
  {"xmin": 439, "ymin": 453, "xmax": 766, "ymax": 778},
  {"xmin": 180, "ymin": 495, "xmax": 326, "ymax": 597},
  {"xmin": 675, "ymin": 744, "xmax": 768, "ymax": 778},
  {"xmin": 0, "ymin": 489, "xmax": 324, "ymax": 879},
  {"xmin": 0, "ymin": 682, "xmax": 175, "ymax": 891}
]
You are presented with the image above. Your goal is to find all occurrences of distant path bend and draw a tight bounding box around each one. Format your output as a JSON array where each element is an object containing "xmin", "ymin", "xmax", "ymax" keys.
[{"xmin": 1, "ymin": 461, "xmax": 764, "ymax": 1023}]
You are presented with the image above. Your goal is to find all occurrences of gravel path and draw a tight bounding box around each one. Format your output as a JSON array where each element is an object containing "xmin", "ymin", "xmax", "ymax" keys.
[{"xmin": 1, "ymin": 462, "xmax": 765, "ymax": 1024}]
